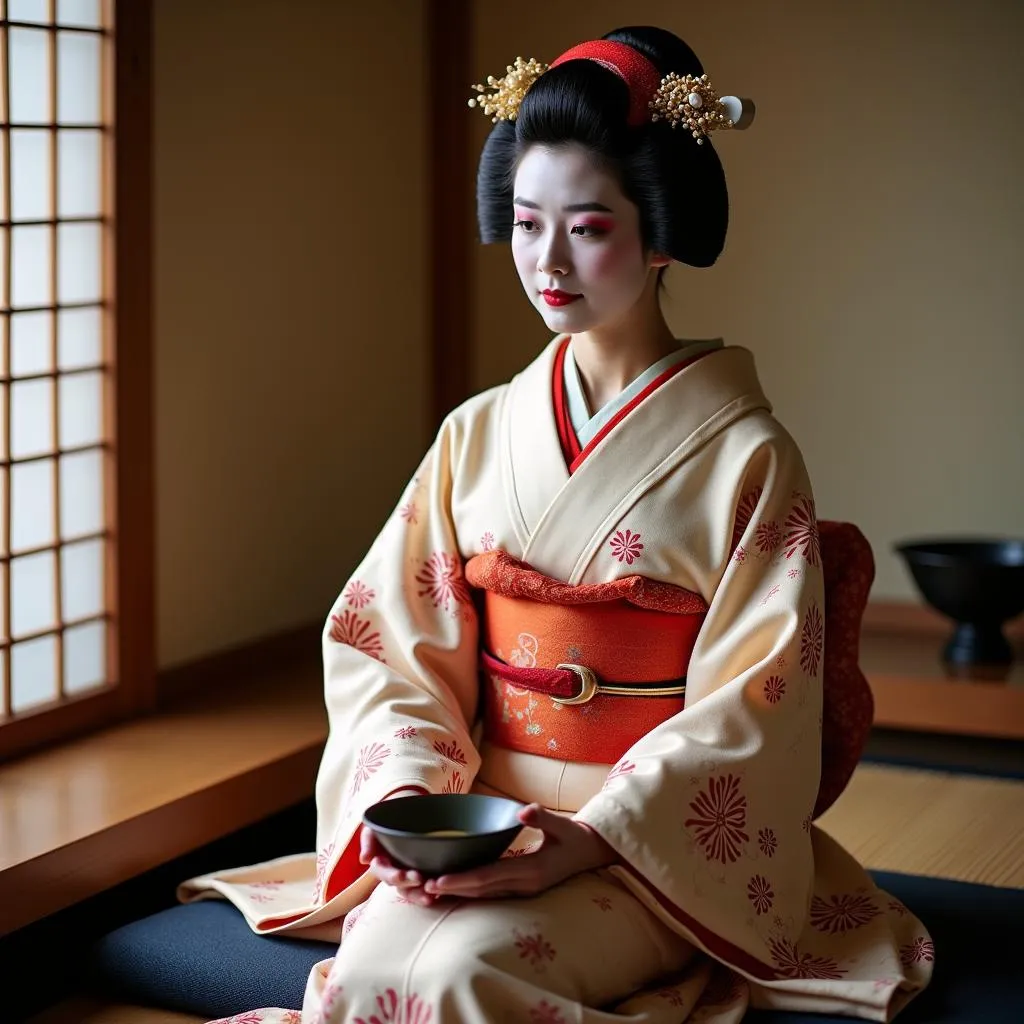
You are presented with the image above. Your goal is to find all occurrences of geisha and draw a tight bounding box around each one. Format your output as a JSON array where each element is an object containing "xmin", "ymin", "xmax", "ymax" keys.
[{"xmin": 180, "ymin": 24, "xmax": 934, "ymax": 1024}]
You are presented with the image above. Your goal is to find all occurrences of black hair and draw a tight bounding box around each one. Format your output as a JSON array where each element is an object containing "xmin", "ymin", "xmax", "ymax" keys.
[{"xmin": 475, "ymin": 26, "xmax": 729, "ymax": 269}]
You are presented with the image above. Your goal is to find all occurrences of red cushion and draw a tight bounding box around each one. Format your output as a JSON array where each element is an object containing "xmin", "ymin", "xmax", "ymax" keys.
[{"xmin": 815, "ymin": 521, "xmax": 876, "ymax": 817}]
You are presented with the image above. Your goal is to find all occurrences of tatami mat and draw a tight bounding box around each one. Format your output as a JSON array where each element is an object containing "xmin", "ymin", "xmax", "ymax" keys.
[{"xmin": 818, "ymin": 762, "xmax": 1024, "ymax": 889}]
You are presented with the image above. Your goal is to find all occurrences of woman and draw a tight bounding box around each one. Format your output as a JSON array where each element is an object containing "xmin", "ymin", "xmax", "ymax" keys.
[{"xmin": 188, "ymin": 25, "xmax": 933, "ymax": 1023}]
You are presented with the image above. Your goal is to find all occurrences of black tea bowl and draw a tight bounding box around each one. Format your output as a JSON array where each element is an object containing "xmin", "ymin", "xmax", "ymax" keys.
[
  {"xmin": 362, "ymin": 793, "xmax": 525, "ymax": 876},
  {"xmin": 894, "ymin": 538, "xmax": 1024, "ymax": 670}
]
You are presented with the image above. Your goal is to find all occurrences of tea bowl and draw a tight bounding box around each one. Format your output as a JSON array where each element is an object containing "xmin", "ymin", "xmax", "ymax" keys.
[{"xmin": 362, "ymin": 793, "xmax": 525, "ymax": 876}]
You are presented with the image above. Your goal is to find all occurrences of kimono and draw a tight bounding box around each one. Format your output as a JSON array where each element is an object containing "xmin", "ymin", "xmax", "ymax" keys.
[{"xmin": 180, "ymin": 336, "xmax": 933, "ymax": 1023}]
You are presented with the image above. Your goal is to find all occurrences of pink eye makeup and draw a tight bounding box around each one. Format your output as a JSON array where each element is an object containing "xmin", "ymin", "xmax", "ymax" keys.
[{"xmin": 571, "ymin": 217, "xmax": 615, "ymax": 236}]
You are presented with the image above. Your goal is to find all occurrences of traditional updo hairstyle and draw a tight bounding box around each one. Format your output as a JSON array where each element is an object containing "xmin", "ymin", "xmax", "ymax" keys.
[{"xmin": 476, "ymin": 26, "xmax": 731, "ymax": 270}]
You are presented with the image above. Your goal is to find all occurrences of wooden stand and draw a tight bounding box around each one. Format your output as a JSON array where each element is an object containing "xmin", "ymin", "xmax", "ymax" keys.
[{"xmin": 861, "ymin": 603, "xmax": 1024, "ymax": 740}]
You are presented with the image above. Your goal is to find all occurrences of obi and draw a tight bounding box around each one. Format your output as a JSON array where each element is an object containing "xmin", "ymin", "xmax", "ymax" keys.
[{"xmin": 465, "ymin": 551, "xmax": 709, "ymax": 765}]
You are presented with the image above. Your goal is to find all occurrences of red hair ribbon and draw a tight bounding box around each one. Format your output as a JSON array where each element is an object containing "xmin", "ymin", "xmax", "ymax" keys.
[{"xmin": 550, "ymin": 40, "xmax": 662, "ymax": 127}]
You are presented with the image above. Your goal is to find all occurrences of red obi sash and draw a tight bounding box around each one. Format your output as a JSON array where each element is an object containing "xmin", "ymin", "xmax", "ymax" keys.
[
  {"xmin": 465, "ymin": 551, "xmax": 709, "ymax": 765},
  {"xmin": 465, "ymin": 524, "xmax": 878, "ymax": 820}
]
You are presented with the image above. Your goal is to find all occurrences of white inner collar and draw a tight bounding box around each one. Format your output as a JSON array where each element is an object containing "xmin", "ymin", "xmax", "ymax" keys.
[{"xmin": 563, "ymin": 338, "xmax": 724, "ymax": 448}]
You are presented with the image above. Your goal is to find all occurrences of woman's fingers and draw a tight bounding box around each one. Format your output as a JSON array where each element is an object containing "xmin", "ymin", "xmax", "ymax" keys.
[
  {"xmin": 426, "ymin": 857, "xmax": 545, "ymax": 898},
  {"xmin": 368, "ymin": 855, "xmax": 424, "ymax": 889},
  {"xmin": 518, "ymin": 803, "xmax": 573, "ymax": 839},
  {"xmin": 358, "ymin": 826, "xmax": 378, "ymax": 864},
  {"xmin": 398, "ymin": 884, "xmax": 439, "ymax": 907}
]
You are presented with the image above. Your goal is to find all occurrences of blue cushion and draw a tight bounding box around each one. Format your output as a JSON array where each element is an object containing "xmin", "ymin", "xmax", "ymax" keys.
[
  {"xmin": 90, "ymin": 898, "xmax": 335, "ymax": 1018},
  {"xmin": 91, "ymin": 871, "xmax": 1024, "ymax": 1021}
]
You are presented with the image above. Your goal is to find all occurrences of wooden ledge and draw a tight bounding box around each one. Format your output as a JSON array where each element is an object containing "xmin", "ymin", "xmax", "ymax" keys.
[
  {"xmin": 0, "ymin": 638, "xmax": 326, "ymax": 938},
  {"xmin": 861, "ymin": 614, "xmax": 1024, "ymax": 740}
]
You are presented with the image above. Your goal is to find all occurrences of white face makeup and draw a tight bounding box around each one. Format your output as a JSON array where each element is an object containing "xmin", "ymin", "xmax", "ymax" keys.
[{"xmin": 510, "ymin": 143, "xmax": 664, "ymax": 335}]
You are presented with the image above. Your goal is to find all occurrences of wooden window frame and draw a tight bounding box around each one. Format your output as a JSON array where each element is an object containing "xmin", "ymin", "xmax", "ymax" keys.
[
  {"xmin": 0, "ymin": 0, "xmax": 153, "ymax": 762},
  {"xmin": 428, "ymin": 0, "xmax": 472, "ymax": 432}
]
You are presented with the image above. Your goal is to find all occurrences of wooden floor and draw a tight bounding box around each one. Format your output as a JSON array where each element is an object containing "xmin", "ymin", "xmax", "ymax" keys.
[{"xmin": 28, "ymin": 761, "xmax": 1024, "ymax": 1024}]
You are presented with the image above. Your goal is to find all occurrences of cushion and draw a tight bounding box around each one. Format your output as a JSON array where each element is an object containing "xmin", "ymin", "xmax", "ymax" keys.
[
  {"xmin": 814, "ymin": 521, "xmax": 876, "ymax": 818},
  {"xmin": 90, "ymin": 871, "xmax": 1024, "ymax": 1021},
  {"xmin": 90, "ymin": 899, "xmax": 334, "ymax": 1019}
]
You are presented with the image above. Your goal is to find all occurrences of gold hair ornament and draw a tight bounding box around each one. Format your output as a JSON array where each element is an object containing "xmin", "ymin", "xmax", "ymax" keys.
[
  {"xmin": 649, "ymin": 72, "xmax": 745, "ymax": 144},
  {"xmin": 468, "ymin": 56, "xmax": 550, "ymax": 122}
]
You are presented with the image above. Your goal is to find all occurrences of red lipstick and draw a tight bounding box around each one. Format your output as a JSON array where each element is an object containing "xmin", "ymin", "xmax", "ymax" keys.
[{"xmin": 541, "ymin": 289, "xmax": 581, "ymax": 307}]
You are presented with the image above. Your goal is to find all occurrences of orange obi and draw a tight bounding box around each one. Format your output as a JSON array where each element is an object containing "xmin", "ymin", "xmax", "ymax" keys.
[{"xmin": 465, "ymin": 551, "xmax": 709, "ymax": 765}]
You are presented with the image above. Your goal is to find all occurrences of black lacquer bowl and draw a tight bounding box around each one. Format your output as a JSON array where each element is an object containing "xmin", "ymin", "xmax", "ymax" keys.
[
  {"xmin": 895, "ymin": 538, "xmax": 1024, "ymax": 669},
  {"xmin": 362, "ymin": 793, "xmax": 525, "ymax": 876}
]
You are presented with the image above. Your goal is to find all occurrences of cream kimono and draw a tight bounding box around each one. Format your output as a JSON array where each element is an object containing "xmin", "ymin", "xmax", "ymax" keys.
[{"xmin": 181, "ymin": 338, "xmax": 933, "ymax": 1023}]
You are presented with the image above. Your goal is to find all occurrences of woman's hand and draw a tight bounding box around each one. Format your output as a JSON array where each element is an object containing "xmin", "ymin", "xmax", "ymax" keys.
[
  {"xmin": 359, "ymin": 826, "xmax": 437, "ymax": 906},
  {"xmin": 422, "ymin": 803, "xmax": 617, "ymax": 900},
  {"xmin": 359, "ymin": 786, "xmax": 437, "ymax": 906}
]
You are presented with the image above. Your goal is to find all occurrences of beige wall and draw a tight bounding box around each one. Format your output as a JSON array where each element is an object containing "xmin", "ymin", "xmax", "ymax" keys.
[
  {"xmin": 471, "ymin": 0, "xmax": 1024, "ymax": 600},
  {"xmin": 152, "ymin": 0, "xmax": 1022, "ymax": 668},
  {"xmin": 154, "ymin": 0, "xmax": 428, "ymax": 667}
]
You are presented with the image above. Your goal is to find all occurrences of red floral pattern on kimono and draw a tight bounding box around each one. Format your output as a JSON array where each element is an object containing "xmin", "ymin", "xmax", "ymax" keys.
[
  {"xmin": 602, "ymin": 759, "xmax": 636, "ymax": 788},
  {"xmin": 350, "ymin": 743, "xmax": 390, "ymax": 796},
  {"xmin": 763, "ymin": 675, "xmax": 786, "ymax": 703},
  {"xmin": 343, "ymin": 580, "xmax": 375, "ymax": 609},
  {"xmin": 314, "ymin": 842, "xmax": 335, "ymax": 901},
  {"xmin": 684, "ymin": 775, "xmax": 750, "ymax": 864},
  {"xmin": 755, "ymin": 519, "xmax": 783, "ymax": 554},
  {"xmin": 415, "ymin": 551, "xmax": 470, "ymax": 611},
  {"xmin": 244, "ymin": 880, "xmax": 285, "ymax": 904},
  {"xmin": 731, "ymin": 486, "xmax": 763, "ymax": 551},
  {"xmin": 330, "ymin": 611, "xmax": 385, "ymax": 662},
  {"xmin": 901, "ymin": 937, "xmax": 936, "ymax": 965},
  {"xmin": 342, "ymin": 901, "xmax": 368, "ymax": 939},
  {"xmin": 514, "ymin": 930, "xmax": 557, "ymax": 970},
  {"xmin": 609, "ymin": 528, "xmax": 644, "ymax": 564},
  {"xmin": 353, "ymin": 988, "xmax": 433, "ymax": 1024},
  {"xmin": 768, "ymin": 937, "xmax": 847, "ymax": 980},
  {"xmin": 656, "ymin": 986, "xmax": 688, "ymax": 1007},
  {"xmin": 809, "ymin": 893, "xmax": 881, "ymax": 933},
  {"xmin": 784, "ymin": 494, "xmax": 821, "ymax": 566},
  {"xmin": 747, "ymin": 875, "xmax": 775, "ymax": 915},
  {"xmin": 432, "ymin": 739, "xmax": 467, "ymax": 766},
  {"xmin": 529, "ymin": 1002, "xmax": 567, "ymax": 1024},
  {"xmin": 799, "ymin": 603, "xmax": 824, "ymax": 677},
  {"xmin": 758, "ymin": 827, "xmax": 778, "ymax": 857}
]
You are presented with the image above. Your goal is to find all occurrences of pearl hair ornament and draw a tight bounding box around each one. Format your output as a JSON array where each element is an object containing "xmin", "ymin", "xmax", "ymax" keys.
[{"xmin": 648, "ymin": 72, "xmax": 754, "ymax": 144}]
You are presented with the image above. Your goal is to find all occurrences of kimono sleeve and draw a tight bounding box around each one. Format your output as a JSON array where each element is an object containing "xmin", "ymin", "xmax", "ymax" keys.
[
  {"xmin": 312, "ymin": 414, "xmax": 482, "ymax": 906},
  {"xmin": 574, "ymin": 428, "xmax": 826, "ymax": 977}
]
